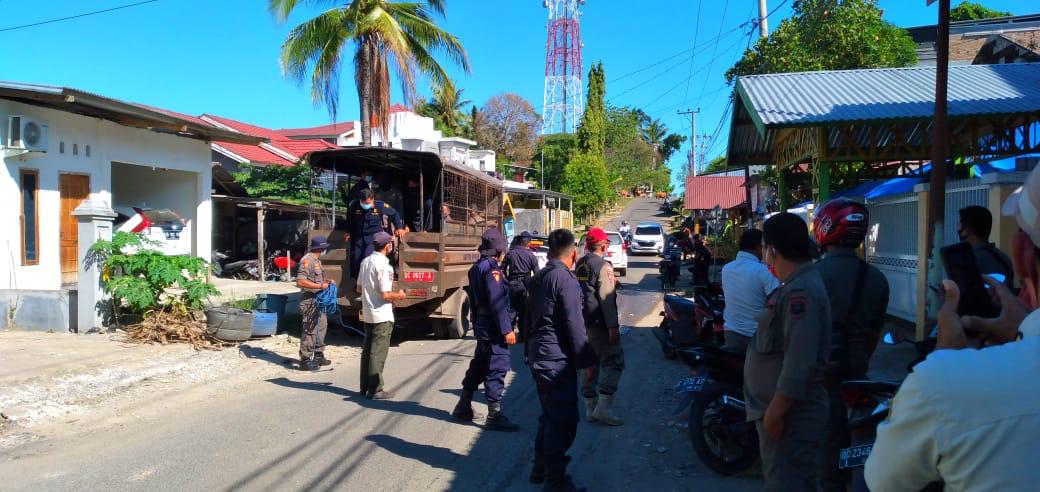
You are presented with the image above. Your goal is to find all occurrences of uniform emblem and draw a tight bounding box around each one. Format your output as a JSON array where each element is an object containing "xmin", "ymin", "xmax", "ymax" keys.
[
  {"xmin": 788, "ymin": 294, "xmax": 808, "ymax": 320},
  {"xmin": 491, "ymin": 270, "xmax": 502, "ymax": 283}
]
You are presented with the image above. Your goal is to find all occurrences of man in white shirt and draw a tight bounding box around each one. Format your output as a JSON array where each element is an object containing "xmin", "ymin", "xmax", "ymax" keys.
[
  {"xmin": 865, "ymin": 165, "xmax": 1040, "ymax": 492},
  {"xmin": 357, "ymin": 232, "xmax": 406, "ymax": 400},
  {"xmin": 721, "ymin": 228, "xmax": 780, "ymax": 352}
]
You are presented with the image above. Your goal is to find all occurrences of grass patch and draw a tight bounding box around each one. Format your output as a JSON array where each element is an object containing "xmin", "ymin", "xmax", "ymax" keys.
[{"xmin": 225, "ymin": 298, "xmax": 257, "ymax": 311}]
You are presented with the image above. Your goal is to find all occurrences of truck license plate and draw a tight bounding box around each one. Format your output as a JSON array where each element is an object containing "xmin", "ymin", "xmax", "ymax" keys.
[
  {"xmin": 404, "ymin": 272, "xmax": 435, "ymax": 282},
  {"xmin": 839, "ymin": 444, "xmax": 873, "ymax": 469},
  {"xmin": 676, "ymin": 376, "xmax": 706, "ymax": 393}
]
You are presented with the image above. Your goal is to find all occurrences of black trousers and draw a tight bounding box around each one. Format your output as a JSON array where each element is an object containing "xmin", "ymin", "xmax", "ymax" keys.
[{"xmin": 531, "ymin": 361, "xmax": 579, "ymax": 480}]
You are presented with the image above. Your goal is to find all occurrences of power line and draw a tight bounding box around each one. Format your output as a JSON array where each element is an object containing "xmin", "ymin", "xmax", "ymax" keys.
[
  {"xmin": 680, "ymin": 0, "xmax": 704, "ymax": 108},
  {"xmin": 693, "ymin": 0, "xmax": 731, "ymax": 108},
  {"xmin": 0, "ymin": 0, "xmax": 160, "ymax": 33}
]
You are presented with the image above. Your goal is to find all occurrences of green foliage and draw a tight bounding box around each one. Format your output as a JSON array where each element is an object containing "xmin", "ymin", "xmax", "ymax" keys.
[
  {"xmin": 950, "ymin": 2, "xmax": 1012, "ymax": 21},
  {"xmin": 415, "ymin": 80, "xmax": 472, "ymax": 137},
  {"xmin": 233, "ymin": 162, "xmax": 314, "ymax": 205},
  {"xmin": 576, "ymin": 62, "xmax": 607, "ymax": 156},
  {"xmin": 535, "ymin": 133, "xmax": 578, "ymax": 192},
  {"xmin": 562, "ymin": 153, "xmax": 611, "ymax": 221},
  {"xmin": 225, "ymin": 298, "xmax": 257, "ymax": 310},
  {"xmin": 87, "ymin": 232, "xmax": 218, "ymax": 317},
  {"xmin": 726, "ymin": 0, "xmax": 917, "ymax": 83},
  {"xmin": 703, "ymin": 156, "xmax": 728, "ymax": 174},
  {"xmin": 660, "ymin": 133, "xmax": 686, "ymax": 162}
]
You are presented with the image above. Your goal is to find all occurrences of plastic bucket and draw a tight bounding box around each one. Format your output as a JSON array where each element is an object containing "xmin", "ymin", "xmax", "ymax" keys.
[{"xmin": 252, "ymin": 311, "xmax": 277, "ymax": 337}]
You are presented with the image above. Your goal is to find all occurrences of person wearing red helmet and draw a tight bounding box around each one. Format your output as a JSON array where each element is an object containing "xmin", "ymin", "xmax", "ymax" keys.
[
  {"xmin": 575, "ymin": 227, "xmax": 625, "ymax": 426},
  {"xmin": 811, "ymin": 198, "xmax": 890, "ymax": 492}
]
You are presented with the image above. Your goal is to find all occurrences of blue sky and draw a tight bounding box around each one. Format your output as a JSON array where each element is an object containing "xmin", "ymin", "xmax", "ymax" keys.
[{"xmin": 1, "ymin": 0, "xmax": 1033, "ymax": 187}]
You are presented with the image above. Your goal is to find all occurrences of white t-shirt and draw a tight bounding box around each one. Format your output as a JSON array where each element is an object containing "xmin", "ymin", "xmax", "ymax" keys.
[
  {"xmin": 865, "ymin": 310, "xmax": 1040, "ymax": 492},
  {"xmin": 357, "ymin": 252, "xmax": 395, "ymax": 324}
]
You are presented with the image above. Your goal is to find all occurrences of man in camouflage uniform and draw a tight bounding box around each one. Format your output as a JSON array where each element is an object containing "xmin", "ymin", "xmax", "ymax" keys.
[
  {"xmin": 296, "ymin": 236, "xmax": 334, "ymax": 371},
  {"xmin": 575, "ymin": 227, "xmax": 625, "ymax": 426}
]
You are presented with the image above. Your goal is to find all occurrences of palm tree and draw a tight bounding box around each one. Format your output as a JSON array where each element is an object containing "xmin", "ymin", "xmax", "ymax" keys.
[
  {"xmin": 270, "ymin": 0, "xmax": 470, "ymax": 146},
  {"xmin": 642, "ymin": 118, "xmax": 668, "ymax": 168},
  {"xmin": 419, "ymin": 80, "xmax": 471, "ymax": 136}
]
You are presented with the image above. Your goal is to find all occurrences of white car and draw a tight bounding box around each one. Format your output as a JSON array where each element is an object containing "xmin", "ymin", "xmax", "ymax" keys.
[
  {"xmin": 114, "ymin": 206, "xmax": 191, "ymax": 256},
  {"xmin": 629, "ymin": 222, "xmax": 666, "ymax": 255},
  {"xmin": 579, "ymin": 231, "xmax": 628, "ymax": 277}
]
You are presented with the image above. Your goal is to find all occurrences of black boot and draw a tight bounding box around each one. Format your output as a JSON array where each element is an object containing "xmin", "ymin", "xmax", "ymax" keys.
[
  {"xmin": 451, "ymin": 390, "xmax": 482, "ymax": 421},
  {"xmin": 314, "ymin": 352, "xmax": 332, "ymax": 366},
  {"xmin": 484, "ymin": 402, "xmax": 520, "ymax": 432},
  {"xmin": 529, "ymin": 457, "xmax": 545, "ymax": 484},
  {"xmin": 543, "ymin": 474, "xmax": 585, "ymax": 492}
]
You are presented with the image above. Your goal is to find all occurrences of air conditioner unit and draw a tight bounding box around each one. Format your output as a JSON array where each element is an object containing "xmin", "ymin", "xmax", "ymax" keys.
[{"xmin": 5, "ymin": 115, "xmax": 49, "ymax": 153}]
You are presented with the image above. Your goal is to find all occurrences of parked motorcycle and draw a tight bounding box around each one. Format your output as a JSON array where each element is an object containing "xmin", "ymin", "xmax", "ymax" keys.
[
  {"xmin": 653, "ymin": 284, "xmax": 725, "ymax": 359},
  {"xmin": 838, "ymin": 330, "xmax": 937, "ymax": 491},
  {"xmin": 659, "ymin": 239, "xmax": 683, "ymax": 290},
  {"xmin": 212, "ymin": 250, "xmax": 254, "ymax": 279},
  {"xmin": 675, "ymin": 343, "xmax": 758, "ymax": 475}
]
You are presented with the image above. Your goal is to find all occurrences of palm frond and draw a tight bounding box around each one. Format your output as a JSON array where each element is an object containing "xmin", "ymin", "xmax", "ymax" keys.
[
  {"xmin": 279, "ymin": 8, "xmax": 351, "ymax": 119},
  {"xmin": 268, "ymin": 0, "xmax": 341, "ymax": 22}
]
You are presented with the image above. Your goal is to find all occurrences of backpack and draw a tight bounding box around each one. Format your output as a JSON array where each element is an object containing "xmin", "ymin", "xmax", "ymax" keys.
[{"xmin": 829, "ymin": 260, "xmax": 872, "ymax": 380}]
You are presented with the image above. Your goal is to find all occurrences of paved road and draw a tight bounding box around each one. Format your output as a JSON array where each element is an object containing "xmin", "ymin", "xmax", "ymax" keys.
[{"xmin": 0, "ymin": 197, "xmax": 759, "ymax": 491}]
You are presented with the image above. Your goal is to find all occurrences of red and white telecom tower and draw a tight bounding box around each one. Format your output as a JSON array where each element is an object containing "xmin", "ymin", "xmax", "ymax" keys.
[{"xmin": 542, "ymin": 0, "xmax": 585, "ymax": 135}]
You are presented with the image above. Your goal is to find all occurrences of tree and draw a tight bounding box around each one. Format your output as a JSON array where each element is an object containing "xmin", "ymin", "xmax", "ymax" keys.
[
  {"xmin": 416, "ymin": 80, "xmax": 471, "ymax": 136},
  {"xmin": 473, "ymin": 93, "xmax": 542, "ymax": 168},
  {"xmin": 576, "ymin": 62, "xmax": 606, "ymax": 156},
  {"xmin": 950, "ymin": 2, "xmax": 1012, "ymax": 21},
  {"xmin": 534, "ymin": 133, "xmax": 578, "ymax": 191},
  {"xmin": 562, "ymin": 153, "xmax": 611, "ymax": 221},
  {"xmin": 271, "ymin": 0, "xmax": 470, "ymax": 146},
  {"xmin": 726, "ymin": 0, "xmax": 916, "ymax": 83},
  {"xmin": 640, "ymin": 118, "xmax": 687, "ymax": 165},
  {"xmin": 703, "ymin": 156, "xmax": 728, "ymax": 174},
  {"xmin": 233, "ymin": 162, "xmax": 314, "ymax": 205},
  {"xmin": 659, "ymin": 134, "xmax": 686, "ymax": 162}
]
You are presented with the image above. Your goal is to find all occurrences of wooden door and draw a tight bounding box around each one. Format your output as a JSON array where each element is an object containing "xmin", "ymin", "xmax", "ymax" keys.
[{"xmin": 59, "ymin": 174, "xmax": 90, "ymax": 285}]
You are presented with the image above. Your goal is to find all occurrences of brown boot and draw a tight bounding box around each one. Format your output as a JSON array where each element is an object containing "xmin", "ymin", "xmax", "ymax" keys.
[{"xmin": 591, "ymin": 394, "xmax": 624, "ymax": 426}]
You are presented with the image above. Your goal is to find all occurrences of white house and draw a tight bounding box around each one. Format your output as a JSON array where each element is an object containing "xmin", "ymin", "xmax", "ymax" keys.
[{"xmin": 0, "ymin": 82, "xmax": 262, "ymax": 332}]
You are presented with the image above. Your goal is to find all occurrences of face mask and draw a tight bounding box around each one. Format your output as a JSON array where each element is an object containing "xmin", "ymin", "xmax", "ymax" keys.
[{"xmin": 360, "ymin": 202, "xmax": 373, "ymax": 211}]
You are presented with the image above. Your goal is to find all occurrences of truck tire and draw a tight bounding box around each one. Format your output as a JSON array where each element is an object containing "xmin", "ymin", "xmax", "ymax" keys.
[{"xmin": 439, "ymin": 290, "xmax": 471, "ymax": 339}]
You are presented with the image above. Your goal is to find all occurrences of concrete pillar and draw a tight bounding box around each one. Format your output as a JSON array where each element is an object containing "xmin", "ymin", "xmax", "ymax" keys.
[{"xmin": 72, "ymin": 199, "xmax": 117, "ymax": 332}]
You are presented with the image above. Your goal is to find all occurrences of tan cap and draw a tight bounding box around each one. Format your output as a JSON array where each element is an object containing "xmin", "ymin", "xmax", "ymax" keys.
[{"xmin": 1002, "ymin": 166, "xmax": 1040, "ymax": 247}]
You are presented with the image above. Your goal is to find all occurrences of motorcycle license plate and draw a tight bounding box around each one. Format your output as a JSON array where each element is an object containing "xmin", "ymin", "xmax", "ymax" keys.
[
  {"xmin": 676, "ymin": 376, "xmax": 706, "ymax": 393},
  {"xmin": 839, "ymin": 444, "xmax": 873, "ymax": 469}
]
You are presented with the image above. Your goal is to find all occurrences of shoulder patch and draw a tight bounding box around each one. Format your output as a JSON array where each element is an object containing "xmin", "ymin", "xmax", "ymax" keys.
[
  {"xmin": 491, "ymin": 270, "xmax": 502, "ymax": 283},
  {"xmin": 787, "ymin": 293, "xmax": 808, "ymax": 320}
]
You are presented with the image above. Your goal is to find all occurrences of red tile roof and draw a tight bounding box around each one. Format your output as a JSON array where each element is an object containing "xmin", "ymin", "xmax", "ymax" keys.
[
  {"xmin": 684, "ymin": 176, "xmax": 748, "ymax": 210},
  {"xmin": 202, "ymin": 113, "xmax": 337, "ymax": 166},
  {"xmin": 278, "ymin": 121, "xmax": 355, "ymax": 137},
  {"xmin": 389, "ymin": 103, "xmax": 411, "ymax": 113},
  {"xmin": 213, "ymin": 142, "xmax": 294, "ymax": 166}
]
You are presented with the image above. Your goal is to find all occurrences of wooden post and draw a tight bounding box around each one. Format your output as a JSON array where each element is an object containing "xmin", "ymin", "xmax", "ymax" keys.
[
  {"xmin": 777, "ymin": 167, "xmax": 789, "ymax": 211},
  {"xmin": 922, "ymin": 0, "xmax": 951, "ymax": 332},
  {"xmin": 257, "ymin": 204, "xmax": 266, "ymax": 282}
]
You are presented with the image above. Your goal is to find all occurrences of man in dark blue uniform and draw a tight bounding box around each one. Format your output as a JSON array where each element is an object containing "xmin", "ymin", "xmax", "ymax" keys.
[
  {"xmin": 525, "ymin": 229, "xmax": 597, "ymax": 492},
  {"xmin": 450, "ymin": 228, "xmax": 520, "ymax": 432},
  {"xmin": 504, "ymin": 231, "xmax": 540, "ymax": 336},
  {"xmin": 344, "ymin": 188, "xmax": 404, "ymax": 278}
]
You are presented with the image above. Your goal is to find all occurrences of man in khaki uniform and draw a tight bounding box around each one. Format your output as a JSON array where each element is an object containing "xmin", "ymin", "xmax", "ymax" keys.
[
  {"xmin": 576, "ymin": 227, "xmax": 625, "ymax": 426},
  {"xmin": 296, "ymin": 236, "xmax": 334, "ymax": 371},
  {"xmin": 744, "ymin": 213, "xmax": 832, "ymax": 492}
]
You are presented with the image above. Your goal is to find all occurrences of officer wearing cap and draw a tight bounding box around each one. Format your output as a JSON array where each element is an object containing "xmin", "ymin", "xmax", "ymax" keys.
[
  {"xmin": 526, "ymin": 228, "xmax": 597, "ymax": 491},
  {"xmin": 504, "ymin": 231, "xmax": 540, "ymax": 336},
  {"xmin": 575, "ymin": 227, "xmax": 625, "ymax": 426},
  {"xmin": 296, "ymin": 236, "xmax": 335, "ymax": 370},
  {"xmin": 745, "ymin": 212, "xmax": 832, "ymax": 491},
  {"xmin": 451, "ymin": 228, "xmax": 520, "ymax": 431},
  {"xmin": 345, "ymin": 188, "xmax": 404, "ymax": 279}
]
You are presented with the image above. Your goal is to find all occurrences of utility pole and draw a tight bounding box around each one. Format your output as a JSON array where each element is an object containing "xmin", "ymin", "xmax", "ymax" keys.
[
  {"xmin": 678, "ymin": 109, "xmax": 700, "ymax": 175},
  {"xmin": 923, "ymin": 0, "xmax": 951, "ymax": 338},
  {"xmin": 758, "ymin": 0, "xmax": 769, "ymax": 38}
]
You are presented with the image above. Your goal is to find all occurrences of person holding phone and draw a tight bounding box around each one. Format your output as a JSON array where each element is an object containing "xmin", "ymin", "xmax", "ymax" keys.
[
  {"xmin": 865, "ymin": 167, "xmax": 1040, "ymax": 492},
  {"xmin": 958, "ymin": 205, "xmax": 1014, "ymax": 287}
]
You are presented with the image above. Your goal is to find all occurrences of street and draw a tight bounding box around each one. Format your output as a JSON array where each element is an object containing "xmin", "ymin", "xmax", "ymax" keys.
[{"xmin": 0, "ymin": 198, "xmax": 757, "ymax": 491}]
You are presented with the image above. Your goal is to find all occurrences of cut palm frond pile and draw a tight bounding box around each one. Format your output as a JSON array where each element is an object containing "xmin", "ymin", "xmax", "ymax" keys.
[{"xmin": 122, "ymin": 310, "xmax": 223, "ymax": 350}]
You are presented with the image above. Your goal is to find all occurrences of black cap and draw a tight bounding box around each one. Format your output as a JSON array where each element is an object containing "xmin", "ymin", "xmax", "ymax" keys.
[{"xmin": 478, "ymin": 228, "xmax": 508, "ymax": 256}]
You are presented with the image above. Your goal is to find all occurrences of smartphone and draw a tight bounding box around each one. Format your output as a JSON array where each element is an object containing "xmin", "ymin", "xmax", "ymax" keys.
[{"xmin": 940, "ymin": 242, "xmax": 1000, "ymax": 318}]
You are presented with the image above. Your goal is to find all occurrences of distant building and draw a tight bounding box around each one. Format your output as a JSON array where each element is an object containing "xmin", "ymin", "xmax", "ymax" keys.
[{"xmin": 907, "ymin": 13, "xmax": 1040, "ymax": 66}]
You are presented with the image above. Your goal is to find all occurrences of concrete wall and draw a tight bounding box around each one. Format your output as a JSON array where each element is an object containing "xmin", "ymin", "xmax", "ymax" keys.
[
  {"xmin": 0, "ymin": 99, "xmax": 212, "ymax": 295},
  {"xmin": 0, "ymin": 289, "xmax": 71, "ymax": 332}
]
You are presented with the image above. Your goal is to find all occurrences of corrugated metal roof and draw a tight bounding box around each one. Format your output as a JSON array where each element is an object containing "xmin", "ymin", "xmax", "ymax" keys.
[
  {"xmin": 684, "ymin": 176, "xmax": 747, "ymax": 210},
  {"xmin": 736, "ymin": 62, "xmax": 1040, "ymax": 130}
]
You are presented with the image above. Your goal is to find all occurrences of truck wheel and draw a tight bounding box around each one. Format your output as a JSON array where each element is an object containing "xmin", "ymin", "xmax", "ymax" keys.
[{"xmin": 437, "ymin": 290, "xmax": 470, "ymax": 339}]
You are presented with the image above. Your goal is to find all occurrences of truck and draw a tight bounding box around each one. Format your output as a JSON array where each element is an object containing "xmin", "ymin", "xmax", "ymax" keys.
[{"xmin": 306, "ymin": 147, "xmax": 503, "ymax": 338}]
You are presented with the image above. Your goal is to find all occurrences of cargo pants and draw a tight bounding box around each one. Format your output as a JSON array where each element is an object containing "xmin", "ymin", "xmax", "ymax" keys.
[
  {"xmin": 360, "ymin": 321, "xmax": 393, "ymax": 396},
  {"xmin": 756, "ymin": 394, "xmax": 829, "ymax": 492},
  {"xmin": 299, "ymin": 297, "xmax": 327, "ymax": 361},
  {"xmin": 461, "ymin": 340, "xmax": 511, "ymax": 402},
  {"xmin": 582, "ymin": 326, "xmax": 625, "ymax": 398}
]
